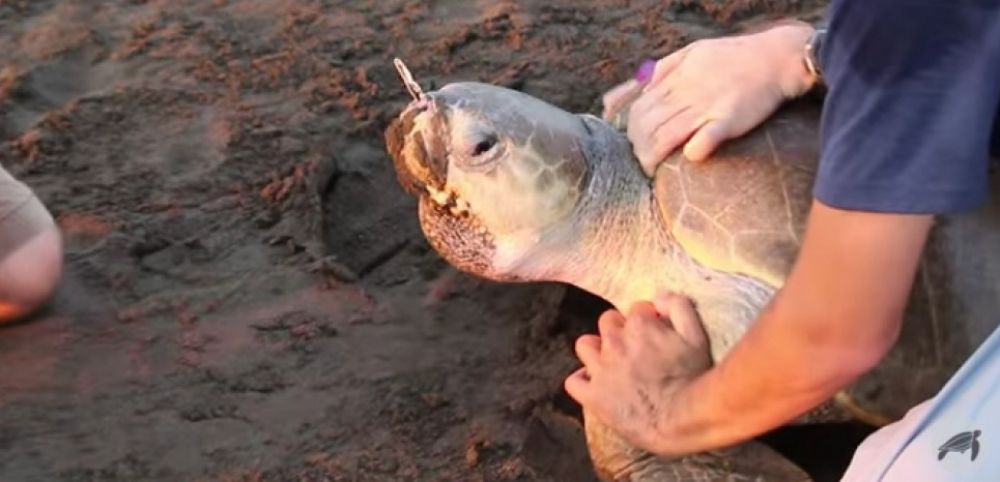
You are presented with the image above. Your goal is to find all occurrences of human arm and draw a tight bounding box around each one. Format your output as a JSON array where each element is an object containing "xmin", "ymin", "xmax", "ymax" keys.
[
  {"xmin": 0, "ymin": 225, "xmax": 63, "ymax": 322},
  {"xmin": 566, "ymin": 200, "xmax": 932, "ymax": 455}
]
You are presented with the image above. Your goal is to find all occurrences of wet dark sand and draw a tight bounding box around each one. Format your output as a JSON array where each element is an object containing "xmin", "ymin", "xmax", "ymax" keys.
[{"xmin": 0, "ymin": 1, "xmax": 863, "ymax": 481}]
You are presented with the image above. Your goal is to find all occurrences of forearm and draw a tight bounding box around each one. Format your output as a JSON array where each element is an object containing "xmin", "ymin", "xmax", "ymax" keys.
[{"xmin": 648, "ymin": 203, "xmax": 930, "ymax": 456}]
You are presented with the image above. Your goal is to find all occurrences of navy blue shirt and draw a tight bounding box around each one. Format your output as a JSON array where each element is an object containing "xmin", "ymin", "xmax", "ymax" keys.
[{"xmin": 815, "ymin": 0, "xmax": 1000, "ymax": 214}]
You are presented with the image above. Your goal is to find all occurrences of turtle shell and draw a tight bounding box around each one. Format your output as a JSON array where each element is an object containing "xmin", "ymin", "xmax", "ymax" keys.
[
  {"xmin": 650, "ymin": 99, "xmax": 1000, "ymax": 422},
  {"xmin": 654, "ymin": 101, "xmax": 817, "ymax": 288}
]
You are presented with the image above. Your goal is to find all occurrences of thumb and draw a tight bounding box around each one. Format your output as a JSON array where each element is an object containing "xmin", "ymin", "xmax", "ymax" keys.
[
  {"xmin": 653, "ymin": 294, "xmax": 708, "ymax": 351},
  {"xmin": 601, "ymin": 79, "xmax": 642, "ymax": 122},
  {"xmin": 682, "ymin": 119, "xmax": 732, "ymax": 162},
  {"xmin": 564, "ymin": 367, "xmax": 593, "ymax": 405}
]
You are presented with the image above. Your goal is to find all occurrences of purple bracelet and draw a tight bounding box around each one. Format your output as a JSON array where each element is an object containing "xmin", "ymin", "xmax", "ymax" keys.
[{"xmin": 634, "ymin": 59, "xmax": 657, "ymax": 84}]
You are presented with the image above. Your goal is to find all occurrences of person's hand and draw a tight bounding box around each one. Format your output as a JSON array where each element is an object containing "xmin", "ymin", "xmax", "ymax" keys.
[
  {"xmin": 564, "ymin": 294, "xmax": 712, "ymax": 455},
  {"xmin": 603, "ymin": 22, "xmax": 817, "ymax": 176}
]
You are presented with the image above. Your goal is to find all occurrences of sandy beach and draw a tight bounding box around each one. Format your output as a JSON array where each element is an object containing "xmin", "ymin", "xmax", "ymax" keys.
[{"xmin": 0, "ymin": 1, "xmax": 839, "ymax": 481}]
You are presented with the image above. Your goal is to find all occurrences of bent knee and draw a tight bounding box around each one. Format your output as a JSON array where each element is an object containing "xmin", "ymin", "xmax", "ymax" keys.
[{"xmin": 0, "ymin": 226, "xmax": 64, "ymax": 323}]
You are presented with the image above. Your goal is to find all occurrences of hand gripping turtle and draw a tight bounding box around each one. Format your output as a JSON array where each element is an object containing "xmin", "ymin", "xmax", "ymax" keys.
[{"xmin": 384, "ymin": 59, "xmax": 1000, "ymax": 481}]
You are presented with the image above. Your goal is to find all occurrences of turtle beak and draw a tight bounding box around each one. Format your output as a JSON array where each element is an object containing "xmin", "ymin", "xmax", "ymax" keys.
[{"xmin": 385, "ymin": 96, "xmax": 450, "ymax": 197}]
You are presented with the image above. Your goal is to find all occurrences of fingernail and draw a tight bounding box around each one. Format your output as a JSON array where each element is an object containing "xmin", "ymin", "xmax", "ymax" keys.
[{"xmin": 634, "ymin": 59, "xmax": 656, "ymax": 84}]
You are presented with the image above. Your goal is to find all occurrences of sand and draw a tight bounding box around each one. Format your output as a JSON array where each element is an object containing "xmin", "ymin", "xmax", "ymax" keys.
[{"xmin": 0, "ymin": 1, "xmax": 842, "ymax": 481}]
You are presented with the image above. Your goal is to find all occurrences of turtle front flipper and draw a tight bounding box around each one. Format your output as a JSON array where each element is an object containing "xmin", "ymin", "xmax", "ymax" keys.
[{"xmin": 584, "ymin": 409, "xmax": 811, "ymax": 482}]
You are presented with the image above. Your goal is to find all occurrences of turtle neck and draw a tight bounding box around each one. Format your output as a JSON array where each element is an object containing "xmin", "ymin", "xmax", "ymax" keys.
[{"xmin": 514, "ymin": 123, "xmax": 777, "ymax": 360}]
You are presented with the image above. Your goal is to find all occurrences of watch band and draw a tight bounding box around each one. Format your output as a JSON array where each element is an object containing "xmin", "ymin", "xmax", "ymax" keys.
[{"xmin": 804, "ymin": 27, "xmax": 827, "ymax": 81}]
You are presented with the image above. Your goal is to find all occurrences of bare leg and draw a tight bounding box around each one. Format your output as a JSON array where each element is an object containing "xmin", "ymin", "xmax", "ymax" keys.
[{"xmin": 0, "ymin": 225, "xmax": 63, "ymax": 323}]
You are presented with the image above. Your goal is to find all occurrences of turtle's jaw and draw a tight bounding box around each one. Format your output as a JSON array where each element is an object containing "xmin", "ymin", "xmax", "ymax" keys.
[{"xmin": 416, "ymin": 194, "xmax": 504, "ymax": 280}]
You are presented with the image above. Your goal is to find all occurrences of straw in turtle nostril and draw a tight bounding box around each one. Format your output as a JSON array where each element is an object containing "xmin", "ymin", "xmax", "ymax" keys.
[
  {"xmin": 393, "ymin": 58, "xmax": 425, "ymax": 102},
  {"xmin": 413, "ymin": 96, "xmax": 435, "ymax": 113}
]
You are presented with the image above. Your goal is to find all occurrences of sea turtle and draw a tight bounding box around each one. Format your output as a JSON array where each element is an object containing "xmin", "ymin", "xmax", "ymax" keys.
[
  {"xmin": 383, "ymin": 61, "xmax": 1000, "ymax": 481},
  {"xmin": 938, "ymin": 430, "xmax": 982, "ymax": 461}
]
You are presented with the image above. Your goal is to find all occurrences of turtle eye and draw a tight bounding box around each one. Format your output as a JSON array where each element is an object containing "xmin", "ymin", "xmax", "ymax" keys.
[{"xmin": 471, "ymin": 134, "xmax": 498, "ymax": 157}]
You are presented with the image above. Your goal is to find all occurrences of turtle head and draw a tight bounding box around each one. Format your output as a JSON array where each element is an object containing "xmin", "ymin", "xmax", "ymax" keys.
[{"xmin": 386, "ymin": 82, "xmax": 611, "ymax": 281}]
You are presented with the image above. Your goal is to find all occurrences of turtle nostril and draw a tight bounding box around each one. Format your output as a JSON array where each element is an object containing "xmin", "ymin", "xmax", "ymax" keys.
[
  {"xmin": 415, "ymin": 100, "xmax": 429, "ymax": 112},
  {"xmin": 411, "ymin": 96, "xmax": 435, "ymax": 113}
]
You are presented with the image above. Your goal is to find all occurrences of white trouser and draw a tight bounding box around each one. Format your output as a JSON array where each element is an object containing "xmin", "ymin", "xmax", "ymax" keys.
[{"xmin": 841, "ymin": 325, "xmax": 1000, "ymax": 481}]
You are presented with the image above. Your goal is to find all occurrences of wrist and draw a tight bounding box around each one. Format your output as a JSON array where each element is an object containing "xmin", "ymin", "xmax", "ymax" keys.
[
  {"xmin": 647, "ymin": 376, "xmax": 716, "ymax": 457},
  {"xmin": 650, "ymin": 357, "xmax": 794, "ymax": 457},
  {"xmin": 758, "ymin": 21, "xmax": 819, "ymax": 98}
]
